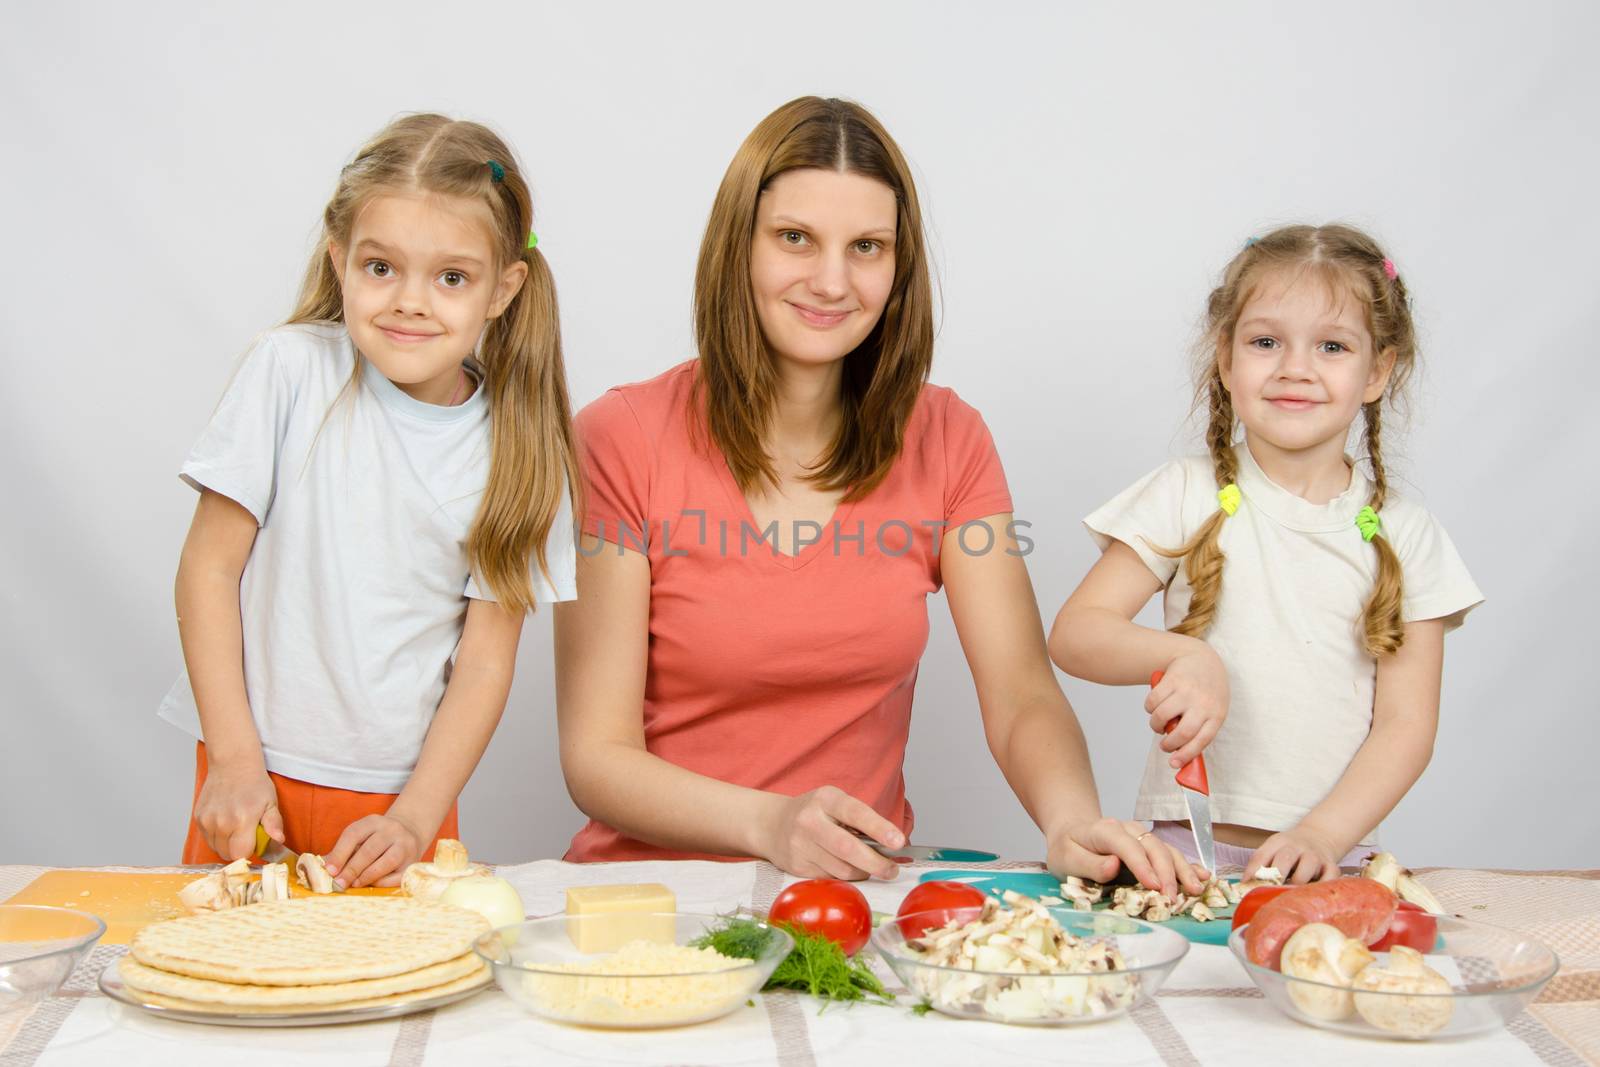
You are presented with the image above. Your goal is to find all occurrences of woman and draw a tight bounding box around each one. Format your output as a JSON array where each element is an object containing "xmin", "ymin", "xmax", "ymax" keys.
[{"xmin": 555, "ymin": 97, "xmax": 1201, "ymax": 894}]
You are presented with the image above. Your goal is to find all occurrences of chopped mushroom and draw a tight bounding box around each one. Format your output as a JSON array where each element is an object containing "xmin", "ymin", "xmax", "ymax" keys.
[
  {"xmin": 1060, "ymin": 877, "xmax": 1103, "ymax": 911},
  {"xmin": 257, "ymin": 862, "xmax": 291, "ymax": 902},
  {"xmin": 1101, "ymin": 876, "xmax": 1233, "ymax": 923},
  {"xmin": 1236, "ymin": 866, "xmax": 1286, "ymax": 894},
  {"xmin": 1360, "ymin": 851, "xmax": 1447, "ymax": 915},
  {"xmin": 1394, "ymin": 873, "xmax": 1446, "ymax": 915},
  {"xmin": 1362, "ymin": 851, "xmax": 1403, "ymax": 891},
  {"xmin": 296, "ymin": 853, "xmax": 337, "ymax": 894},
  {"xmin": 1279, "ymin": 923, "xmax": 1375, "ymax": 1021},
  {"xmin": 177, "ymin": 869, "xmax": 232, "ymax": 913},
  {"xmin": 1352, "ymin": 945, "xmax": 1455, "ymax": 1037},
  {"xmin": 222, "ymin": 859, "xmax": 255, "ymax": 907},
  {"xmin": 178, "ymin": 858, "xmax": 289, "ymax": 913}
]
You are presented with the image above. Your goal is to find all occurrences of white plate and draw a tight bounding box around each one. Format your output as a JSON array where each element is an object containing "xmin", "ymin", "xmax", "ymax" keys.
[{"xmin": 97, "ymin": 956, "xmax": 491, "ymax": 1027}]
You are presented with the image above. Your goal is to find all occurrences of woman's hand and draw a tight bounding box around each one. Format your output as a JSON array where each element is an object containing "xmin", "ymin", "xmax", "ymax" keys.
[
  {"xmin": 324, "ymin": 813, "xmax": 427, "ymax": 889},
  {"xmin": 1148, "ymin": 646, "xmax": 1230, "ymax": 768},
  {"xmin": 758, "ymin": 786, "xmax": 905, "ymax": 881},
  {"xmin": 194, "ymin": 757, "xmax": 281, "ymax": 862},
  {"xmin": 1049, "ymin": 817, "xmax": 1209, "ymax": 898},
  {"xmin": 1246, "ymin": 824, "xmax": 1344, "ymax": 884}
]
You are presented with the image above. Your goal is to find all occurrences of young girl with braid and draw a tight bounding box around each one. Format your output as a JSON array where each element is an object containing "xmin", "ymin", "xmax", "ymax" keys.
[
  {"xmin": 1049, "ymin": 224, "xmax": 1481, "ymax": 883},
  {"xmin": 158, "ymin": 114, "xmax": 578, "ymax": 886}
]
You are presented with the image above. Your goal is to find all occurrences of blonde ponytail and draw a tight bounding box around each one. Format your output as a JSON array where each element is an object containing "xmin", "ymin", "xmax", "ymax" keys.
[
  {"xmin": 469, "ymin": 244, "xmax": 579, "ymax": 614},
  {"xmin": 1359, "ymin": 401, "xmax": 1406, "ymax": 655},
  {"xmin": 1154, "ymin": 370, "xmax": 1239, "ymax": 637}
]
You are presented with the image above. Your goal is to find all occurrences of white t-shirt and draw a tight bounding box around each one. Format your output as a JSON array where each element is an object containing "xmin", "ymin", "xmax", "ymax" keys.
[
  {"xmin": 1084, "ymin": 442, "xmax": 1482, "ymax": 842},
  {"xmin": 158, "ymin": 323, "xmax": 577, "ymax": 793}
]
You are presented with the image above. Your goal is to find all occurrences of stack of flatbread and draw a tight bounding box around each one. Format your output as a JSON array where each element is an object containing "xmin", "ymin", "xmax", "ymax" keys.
[{"xmin": 121, "ymin": 895, "xmax": 492, "ymax": 1015}]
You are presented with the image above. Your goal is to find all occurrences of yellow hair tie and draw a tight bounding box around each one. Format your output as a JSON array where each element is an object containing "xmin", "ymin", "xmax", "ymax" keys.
[
  {"xmin": 1217, "ymin": 483, "xmax": 1241, "ymax": 516},
  {"xmin": 1355, "ymin": 505, "xmax": 1382, "ymax": 542}
]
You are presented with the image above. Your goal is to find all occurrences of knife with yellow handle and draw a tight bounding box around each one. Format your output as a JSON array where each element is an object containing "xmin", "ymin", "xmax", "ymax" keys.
[{"xmin": 253, "ymin": 824, "xmax": 298, "ymax": 868}]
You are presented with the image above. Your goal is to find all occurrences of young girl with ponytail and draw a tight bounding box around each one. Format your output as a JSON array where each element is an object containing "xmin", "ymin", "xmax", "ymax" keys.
[
  {"xmin": 158, "ymin": 114, "xmax": 577, "ymax": 886},
  {"xmin": 1049, "ymin": 224, "xmax": 1481, "ymax": 883}
]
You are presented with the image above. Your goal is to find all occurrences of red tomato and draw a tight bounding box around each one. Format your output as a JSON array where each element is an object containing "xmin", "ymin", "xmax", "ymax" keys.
[
  {"xmin": 895, "ymin": 881, "xmax": 988, "ymax": 939},
  {"xmin": 1366, "ymin": 901, "xmax": 1438, "ymax": 952},
  {"xmin": 1231, "ymin": 885, "xmax": 1293, "ymax": 930},
  {"xmin": 769, "ymin": 879, "xmax": 873, "ymax": 956}
]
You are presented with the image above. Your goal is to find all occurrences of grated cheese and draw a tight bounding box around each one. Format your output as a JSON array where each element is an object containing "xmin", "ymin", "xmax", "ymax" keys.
[{"xmin": 519, "ymin": 940, "xmax": 760, "ymax": 1026}]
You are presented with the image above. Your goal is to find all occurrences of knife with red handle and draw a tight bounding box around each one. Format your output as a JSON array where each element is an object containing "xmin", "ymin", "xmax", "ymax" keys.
[{"xmin": 1150, "ymin": 670, "xmax": 1216, "ymax": 874}]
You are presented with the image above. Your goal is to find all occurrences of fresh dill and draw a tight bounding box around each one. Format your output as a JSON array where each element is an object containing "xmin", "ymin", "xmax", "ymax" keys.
[
  {"xmin": 692, "ymin": 916, "xmax": 894, "ymax": 1006},
  {"xmin": 690, "ymin": 915, "xmax": 775, "ymax": 960}
]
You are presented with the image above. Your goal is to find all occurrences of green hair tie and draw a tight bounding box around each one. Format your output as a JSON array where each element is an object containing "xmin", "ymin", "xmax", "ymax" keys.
[
  {"xmin": 486, "ymin": 159, "xmax": 505, "ymax": 183},
  {"xmin": 526, "ymin": 230, "xmax": 539, "ymax": 250},
  {"xmin": 1217, "ymin": 483, "xmax": 1241, "ymax": 516},
  {"xmin": 1356, "ymin": 505, "xmax": 1382, "ymax": 542}
]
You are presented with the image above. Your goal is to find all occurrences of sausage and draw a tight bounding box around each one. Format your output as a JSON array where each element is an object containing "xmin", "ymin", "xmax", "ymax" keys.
[{"xmin": 1242, "ymin": 878, "xmax": 1397, "ymax": 969}]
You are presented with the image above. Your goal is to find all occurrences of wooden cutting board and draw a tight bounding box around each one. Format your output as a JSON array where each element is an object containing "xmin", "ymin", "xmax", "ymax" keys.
[{"xmin": 3, "ymin": 870, "xmax": 397, "ymax": 944}]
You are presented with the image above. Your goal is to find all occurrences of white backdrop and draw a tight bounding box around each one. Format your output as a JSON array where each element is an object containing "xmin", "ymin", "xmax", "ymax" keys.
[{"xmin": 3, "ymin": 1, "xmax": 1596, "ymax": 871}]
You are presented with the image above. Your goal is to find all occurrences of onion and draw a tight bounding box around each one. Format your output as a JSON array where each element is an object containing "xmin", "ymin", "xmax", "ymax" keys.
[{"xmin": 441, "ymin": 875, "xmax": 526, "ymax": 942}]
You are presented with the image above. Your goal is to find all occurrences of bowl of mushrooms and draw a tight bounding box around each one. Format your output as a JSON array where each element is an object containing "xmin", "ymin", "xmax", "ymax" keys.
[
  {"xmin": 1228, "ymin": 915, "xmax": 1558, "ymax": 1040},
  {"xmin": 873, "ymin": 890, "xmax": 1189, "ymax": 1025}
]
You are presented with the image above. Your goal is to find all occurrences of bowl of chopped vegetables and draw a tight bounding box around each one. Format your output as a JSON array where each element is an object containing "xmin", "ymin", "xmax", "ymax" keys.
[
  {"xmin": 872, "ymin": 890, "xmax": 1189, "ymax": 1024},
  {"xmin": 475, "ymin": 913, "xmax": 793, "ymax": 1029}
]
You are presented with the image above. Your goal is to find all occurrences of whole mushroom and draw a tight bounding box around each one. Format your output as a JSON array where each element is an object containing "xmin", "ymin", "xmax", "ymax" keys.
[
  {"xmin": 400, "ymin": 839, "xmax": 491, "ymax": 901},
  {"xmin": 1351, "ymin": 944, "xmax": 1454, "ymax": 1037},
  {"xmin": 1279, "ymin": 922, "xmax": 1376, "ymax": 1021}
]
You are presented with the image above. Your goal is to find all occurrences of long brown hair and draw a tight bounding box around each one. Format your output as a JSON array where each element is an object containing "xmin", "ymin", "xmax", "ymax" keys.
[
  {"xmin": 1158, "ymin": 224, "xmax": 1417, "ymax": 656},
  {"xmin": 290, "ymin": 113, "xmax": 577, "ymax": 614},
  {"xmin": 693, "ymin": 97, "xmax": 935, "ymax": 499}
]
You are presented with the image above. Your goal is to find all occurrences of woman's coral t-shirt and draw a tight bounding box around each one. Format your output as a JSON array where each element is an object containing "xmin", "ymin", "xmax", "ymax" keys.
[{"xmin": 564, "ymin": 361, "xmax": 1013, "ymax": 862}]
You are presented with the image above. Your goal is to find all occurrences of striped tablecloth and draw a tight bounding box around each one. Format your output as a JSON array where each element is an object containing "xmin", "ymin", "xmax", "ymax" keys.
[{"xmin": 2, "ymin": 859, "xmax": 1595, "ymax": 1066}]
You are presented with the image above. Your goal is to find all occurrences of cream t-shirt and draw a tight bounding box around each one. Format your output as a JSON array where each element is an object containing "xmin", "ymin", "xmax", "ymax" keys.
[
  {"xmin": 1084, "ymin": 442, "xmax": 1482, "ymax": 842},
  {"xmin": 157, "ymin": 323, "xmax": 577, "ymax": 793}
]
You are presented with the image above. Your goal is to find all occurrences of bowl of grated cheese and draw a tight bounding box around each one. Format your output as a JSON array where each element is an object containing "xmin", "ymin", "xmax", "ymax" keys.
[{"xmin": 473, "ymin": 913, "xmax": 793, "ymax": 1028}]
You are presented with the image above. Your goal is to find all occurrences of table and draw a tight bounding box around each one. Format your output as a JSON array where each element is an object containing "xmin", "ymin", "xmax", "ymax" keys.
[{"xmin": 3, "ymin": 859, "xmax": 1595, "ymax": 1066}]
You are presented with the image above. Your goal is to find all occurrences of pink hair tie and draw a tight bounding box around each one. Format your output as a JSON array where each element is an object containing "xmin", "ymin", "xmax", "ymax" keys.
[{"xmin": 1382, "ymin": 258, "xmax": 1398, "ymax": 280}]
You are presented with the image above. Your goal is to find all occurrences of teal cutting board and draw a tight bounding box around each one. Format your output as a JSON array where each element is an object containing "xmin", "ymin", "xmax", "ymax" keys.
[{"xmin": 917, "ymin": 869, "xmax": 1238, "ymax": 945}]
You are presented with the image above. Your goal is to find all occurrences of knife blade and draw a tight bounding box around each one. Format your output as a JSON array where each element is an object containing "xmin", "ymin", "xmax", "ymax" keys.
[
  {"xmin": 1151, "ymin": 671, "xmax": 1216, "ymax": 875},
  {"xmin": 870, "ymin": 844, "xmax": 1001, "ymax": 864},
  {"xmin": 849, "ymin": 830, "xmax": 999, "ymax": 864},
  {"xmin": 253, "ymin": 824, "xmax": 298, "ymax": 869}
]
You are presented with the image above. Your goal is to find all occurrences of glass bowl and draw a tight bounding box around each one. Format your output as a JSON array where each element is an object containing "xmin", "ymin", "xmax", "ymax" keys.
[
  {"xmin": 1228, "ymin": 916, "xmax": 1559, "ymax": 1040},
  {"xmin": 0, "ymin": 905, "xmax": 107, "ymax": 1016},
  {"xmin": 473, "ymin": 912, "xmax": 792, "ymax": 1029},
  {"xmin": 873, "ymin": 905, "xmax": 1189, "ymax": 1025}
]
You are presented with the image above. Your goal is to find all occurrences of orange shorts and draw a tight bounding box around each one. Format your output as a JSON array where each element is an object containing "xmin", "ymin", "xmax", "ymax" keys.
[{"xmin": 181, "ymin": 742, "xmax": 460, "ymax": 865}]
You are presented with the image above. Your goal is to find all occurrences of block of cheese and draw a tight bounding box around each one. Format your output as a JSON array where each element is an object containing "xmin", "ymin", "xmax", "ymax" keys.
[{"xmin": 564, "ymin": 884, "xmax": 676, "ymax": 953}]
